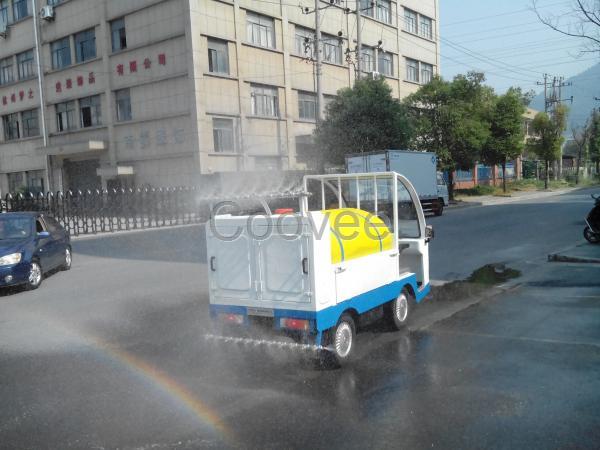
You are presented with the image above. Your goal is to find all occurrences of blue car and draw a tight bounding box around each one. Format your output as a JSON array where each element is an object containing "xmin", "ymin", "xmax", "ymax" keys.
[{"xmin": 0, "ymin": 212, "xmax": 71, "ymax": 290}]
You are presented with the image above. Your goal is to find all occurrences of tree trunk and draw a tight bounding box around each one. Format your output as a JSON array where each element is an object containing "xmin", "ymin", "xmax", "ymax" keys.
[
  {"xmin": 502, "ymin": 160, "xmax": 507, "ymax": 193},
  {"xmin": 545, "ymin": 159, "xmax": 549, "ymax": 189},
  {"xmin": 448, "ymin": 170, "xmax": 455, "ymax": 201},
  {"xmin": 575, "ymin": 146, "xmax": 582, "ymax": 185}
]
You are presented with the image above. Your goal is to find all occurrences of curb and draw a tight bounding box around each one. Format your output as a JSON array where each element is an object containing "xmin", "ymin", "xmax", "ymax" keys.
[{"xmin": 547, "ymin": 253, "xmax": 600, "ymax": 264}]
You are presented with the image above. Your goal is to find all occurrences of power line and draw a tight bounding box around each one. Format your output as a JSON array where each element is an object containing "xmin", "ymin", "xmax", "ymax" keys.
[{"xmin": 442, "ymin": 0, "xmax": 570, "ymax": 27}]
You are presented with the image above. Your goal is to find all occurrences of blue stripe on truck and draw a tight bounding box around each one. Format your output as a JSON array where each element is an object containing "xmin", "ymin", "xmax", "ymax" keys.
[{"xmin": 209, "ymin": 273, "xmax": 430, "ymax": 343}]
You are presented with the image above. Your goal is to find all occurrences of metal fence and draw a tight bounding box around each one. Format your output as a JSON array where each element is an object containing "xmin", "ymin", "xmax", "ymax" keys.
[{"xmin": 1, "ymin": 188, "xmax": 209, "ymax": 236}]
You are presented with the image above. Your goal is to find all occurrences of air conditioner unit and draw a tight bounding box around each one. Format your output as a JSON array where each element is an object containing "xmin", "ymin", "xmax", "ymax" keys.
[
  {"xmin": 40, "ymin": 5, "xmax": 55, "ymax": 21},
  {"xmin": 0, "ymin": 22, "xmax": 8, "ymax": 38},
  {"xmin": 369, "ymin": 71, "xmax": 380, "ymax": 80}
]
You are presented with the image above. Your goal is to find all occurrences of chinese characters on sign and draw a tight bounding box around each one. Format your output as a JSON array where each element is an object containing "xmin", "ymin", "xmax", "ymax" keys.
[
  {"xmin": 123, "ymin": 127, "xmax": 184, "ymax": 150},
  {"xmin": 116, "ymin": 53, "xmax": 167, "ymax": 76},
  {"xmin": 54, "ymin": 72, "xmax": 96, "ymax": 93},
  {"xmin": 1, "ymin": 88, "xmax": 35, "ymax": 106}
]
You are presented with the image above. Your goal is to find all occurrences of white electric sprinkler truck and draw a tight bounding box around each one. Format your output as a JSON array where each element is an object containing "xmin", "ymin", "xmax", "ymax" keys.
[{"xmin": 206, "ymin": 172, "xmax": 433, "ymax": 365}]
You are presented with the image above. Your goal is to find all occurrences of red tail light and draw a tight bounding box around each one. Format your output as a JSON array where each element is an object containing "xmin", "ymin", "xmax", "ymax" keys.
[
  {"xmin": 218, "ymin": 313, "xmax": 244, "ymax": 325},
  {"xmin": 280, "ymin": 318, "xmax": 310, "ymax": 331},
  {"xmin": 275, "ymin": 208, "xmax": 294, "ymax": 214}
]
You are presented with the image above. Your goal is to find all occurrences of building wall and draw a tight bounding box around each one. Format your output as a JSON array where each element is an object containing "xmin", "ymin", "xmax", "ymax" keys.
[{"xmin": 0, "ymin": 0, "xmax": 440, "ymax": 192}]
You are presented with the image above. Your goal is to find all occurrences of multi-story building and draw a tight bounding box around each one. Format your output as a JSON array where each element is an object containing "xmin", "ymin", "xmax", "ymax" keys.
[{"xmin": 0, "ymin": 0, "xmax": 440, "ymax": 193}]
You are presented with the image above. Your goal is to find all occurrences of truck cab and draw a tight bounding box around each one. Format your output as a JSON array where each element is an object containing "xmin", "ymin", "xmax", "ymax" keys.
[{"xmin": 206, "ymin": 172, "xmax": 433, "ymax": 365}]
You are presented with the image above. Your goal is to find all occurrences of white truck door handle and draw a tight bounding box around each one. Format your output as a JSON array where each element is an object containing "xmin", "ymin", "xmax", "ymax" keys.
[
  {"xmin": 389, "ymin": 253, "xmax": 398, "ymax": 257},
  {"xmin": 335, "ymin": 267, "xmax": 346, "ymax": 274}
]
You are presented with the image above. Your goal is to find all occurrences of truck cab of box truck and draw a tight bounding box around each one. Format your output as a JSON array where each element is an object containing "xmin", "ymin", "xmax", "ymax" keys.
[{"xmin": 206, "ymin": 172, "xmax": 432, "ymax": 366}]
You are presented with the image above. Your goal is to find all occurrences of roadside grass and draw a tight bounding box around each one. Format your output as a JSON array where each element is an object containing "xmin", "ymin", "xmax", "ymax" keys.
[{"xmin": 455, "ymin": 176, "xmax": 600, "ymax": 198}]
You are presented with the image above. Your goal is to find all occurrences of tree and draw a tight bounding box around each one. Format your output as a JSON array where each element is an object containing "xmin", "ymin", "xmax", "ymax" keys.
[
  {"xmin": 508, "ymin": 86, "xmax": 536, "ymax": 107},
  {"xmin": 482, "ymin": 90, "xmax": 526, "ymax": 192},
  {"xmin": 314, "ymin": 77, "xmax": 413, "ymax": 167},
  {"xmin": 526, "ymin": 105, "xmax": 568, "ymax": 189},
  {"xmin": 571, "ymin": 123, "xmax": 590, "ymax": 184},
  {"xmin": 404, "ymin": 72, "xmax": 493, "ymax": 199},
  {"xmin": 588, "ymin": 109, "xmax": 600, "ymax": 175},
  {"xmin": 533, "ymin": 0, "xmax": 600, "ymax": 52}
]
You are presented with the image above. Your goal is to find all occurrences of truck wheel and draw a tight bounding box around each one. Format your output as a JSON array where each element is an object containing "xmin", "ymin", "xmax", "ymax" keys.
[
  {"xmin": 385, "ymin": 289, "xmax": 414, "ymax": 330},
  {"xmin": 434, "ymin": 200, "xmax": 444, "ymax": 216},
  {"xmin": 319, "ymin": 314, "xmax": 357, "ymax": 367}
]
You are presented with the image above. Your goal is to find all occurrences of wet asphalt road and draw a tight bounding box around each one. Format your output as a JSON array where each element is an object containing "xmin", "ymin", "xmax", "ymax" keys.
[{"xmin": 0, "ymin": 188, "xmax": 599, "ymax": 449}]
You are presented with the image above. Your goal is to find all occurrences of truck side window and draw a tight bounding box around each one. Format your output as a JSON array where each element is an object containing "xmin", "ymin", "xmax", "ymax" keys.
[{"xmin": 36, "ymin": 219, "xmax": 45, "ymax": 233}]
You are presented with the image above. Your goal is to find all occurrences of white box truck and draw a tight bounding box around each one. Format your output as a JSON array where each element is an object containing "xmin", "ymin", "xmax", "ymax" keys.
[
  {"xmin": 206, "ymin": 172, "xmax": 433, "ymax": 366},
  {"xmin": 346, "ymin": 150, "xmax": 449, "ymax": 216}
]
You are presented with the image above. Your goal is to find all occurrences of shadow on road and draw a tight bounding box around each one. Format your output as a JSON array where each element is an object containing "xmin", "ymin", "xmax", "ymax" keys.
[{"xmin": 72, "ymin": 225, "xmax": 207, "ymax": 264}]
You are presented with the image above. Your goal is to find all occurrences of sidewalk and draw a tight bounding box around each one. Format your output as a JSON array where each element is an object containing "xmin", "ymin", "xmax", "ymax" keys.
[{"xmin": 453, "ymin": 186, "xmax": 585, "ymax": 207}]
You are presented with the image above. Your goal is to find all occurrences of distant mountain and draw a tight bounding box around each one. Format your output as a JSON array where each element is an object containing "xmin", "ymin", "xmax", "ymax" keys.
[{"xmin": 530, "ymin": 62, "xmax": 600, "ymax": 130}]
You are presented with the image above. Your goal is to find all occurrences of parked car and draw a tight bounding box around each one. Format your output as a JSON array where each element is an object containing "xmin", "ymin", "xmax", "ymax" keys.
[{"xmin": 0, "ymin": 212, "xmax": 71, "ymax": 290}]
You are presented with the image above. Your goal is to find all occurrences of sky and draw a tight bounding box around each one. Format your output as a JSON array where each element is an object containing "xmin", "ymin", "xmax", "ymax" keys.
[{"xmin": 439, "ymin": 0, "xmax": 599, "ymax": 95}]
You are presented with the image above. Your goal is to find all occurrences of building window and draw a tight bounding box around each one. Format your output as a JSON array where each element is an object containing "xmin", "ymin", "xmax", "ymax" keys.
[
  {"xmin": 79, "ymin": 95, "xmax": 101, "ymax": 128},
  {"xmin": 404, "ymin": 8, "xmax": 417, "ymax": 34},
  {"xmin": 3, "ymin": 113, "xmax": 20, "ymax": 140},
  {"xmin": 74, "ymin": 28, "xmax": 96, "ymax": 63},
  {"xmin": 212, "ymin": 118, "xmax": 235, "ymax": 152},
  {"xmin": 110, "ymin": 18, "xmax": 127, "ymax": 52},
  {"xmin": 246, "ymin": 12, "xmax": 275, "ymax": 49},
  {"xmin": 251, "ymin": 84, "xmax": 278, "ymax": 117},
  {"xmin": 406, "ymin": 58, "xmax": 418, "ymax": 82},
  {"xmin": 323, "ymin": 35, "xmax": 342, "ymax": 64},
  {"xmin": 115, "ymin": 88, "xmax": 132, "ymax": 122},
  {"xmin": 8, "ymin": 172, "xmax": 24, "ymax": 192},
  {"xmin": 421, "ymin": 62, "xmax": 433, "ymax": 84},
  {"xmin": 295, "ymin": 26, "xmax": 313, "ymax": 56},
  {"xmin": 0, "ymin": 56, "xmax": 13, "ymax": 85},
  {"xmin": 22, "ymin": 109, "xmax": 39, "ymax": 137},
  {"xmin": 359, "ymin": 0, "xmax": 374, "ymax": 17},
  {"xmin": 378, "ymin": 51, "xmax": 393, "ymax": 76},
  {"xmin": 12, "ymin": 0, "xmax": 29, "ymax": 21},
  {"xmin": 420, "ymin": 15, "xmax": 433, "ymax": 39},
  {"xmin": 27, "ymin": 170, "xmax": 45, "ymax": 193},
  {"xmin": 362, "ymin": 47, "xmax": 375, "ymax": 72},
  {"xmin": 376, "ymin": 0, "xmax": 392, "ymax": 24},
  {"xmin": 51, "ymin": 37, "xmax": 71, "ymax": 70},
  {"xmin": 298, "ymin": 92, "xmax": 316, "ymax": 121},
  {"xmin": 17, "ymin": 50, "xmax": 35, "ymax": 80},
  {"xmin": 0, "ymin": 0, "xmax": 8, "ymax": 26},
  {"xmin": 208, "ymin": 38, "xmax": 229, "ymax": 74},
  {"xmin": 55, "ymin": 101, "xmax": 76, "ymax": 132}
]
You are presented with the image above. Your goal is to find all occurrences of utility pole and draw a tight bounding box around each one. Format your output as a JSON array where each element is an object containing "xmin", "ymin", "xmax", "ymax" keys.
[
  {"xmin": 314, "ymin": 0, "xmax": 324, "ymax": 122},
  {"xmin": 355, "ymin": 0, "xmax": 362, "ymax": 79},
  {"xmin": 32, "ymin": 0, "xmax": 50, "ymax": 191},
  {"xmin": 537, "ymin": 73, "xmax": 551, "ymax": 113}
]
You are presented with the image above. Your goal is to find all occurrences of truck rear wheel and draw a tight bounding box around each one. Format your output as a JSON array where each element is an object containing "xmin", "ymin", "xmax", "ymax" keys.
[
  {"xmin": 319, "ymin": 313, "xmax": 356, "ymax": 367},
  {"xmin": 434, "ymin": 200, "xmax": 444, "ymax": 216},
  {"xmin": 385, "ymin": 289, "xmax": 414, "ymax": 330}
]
